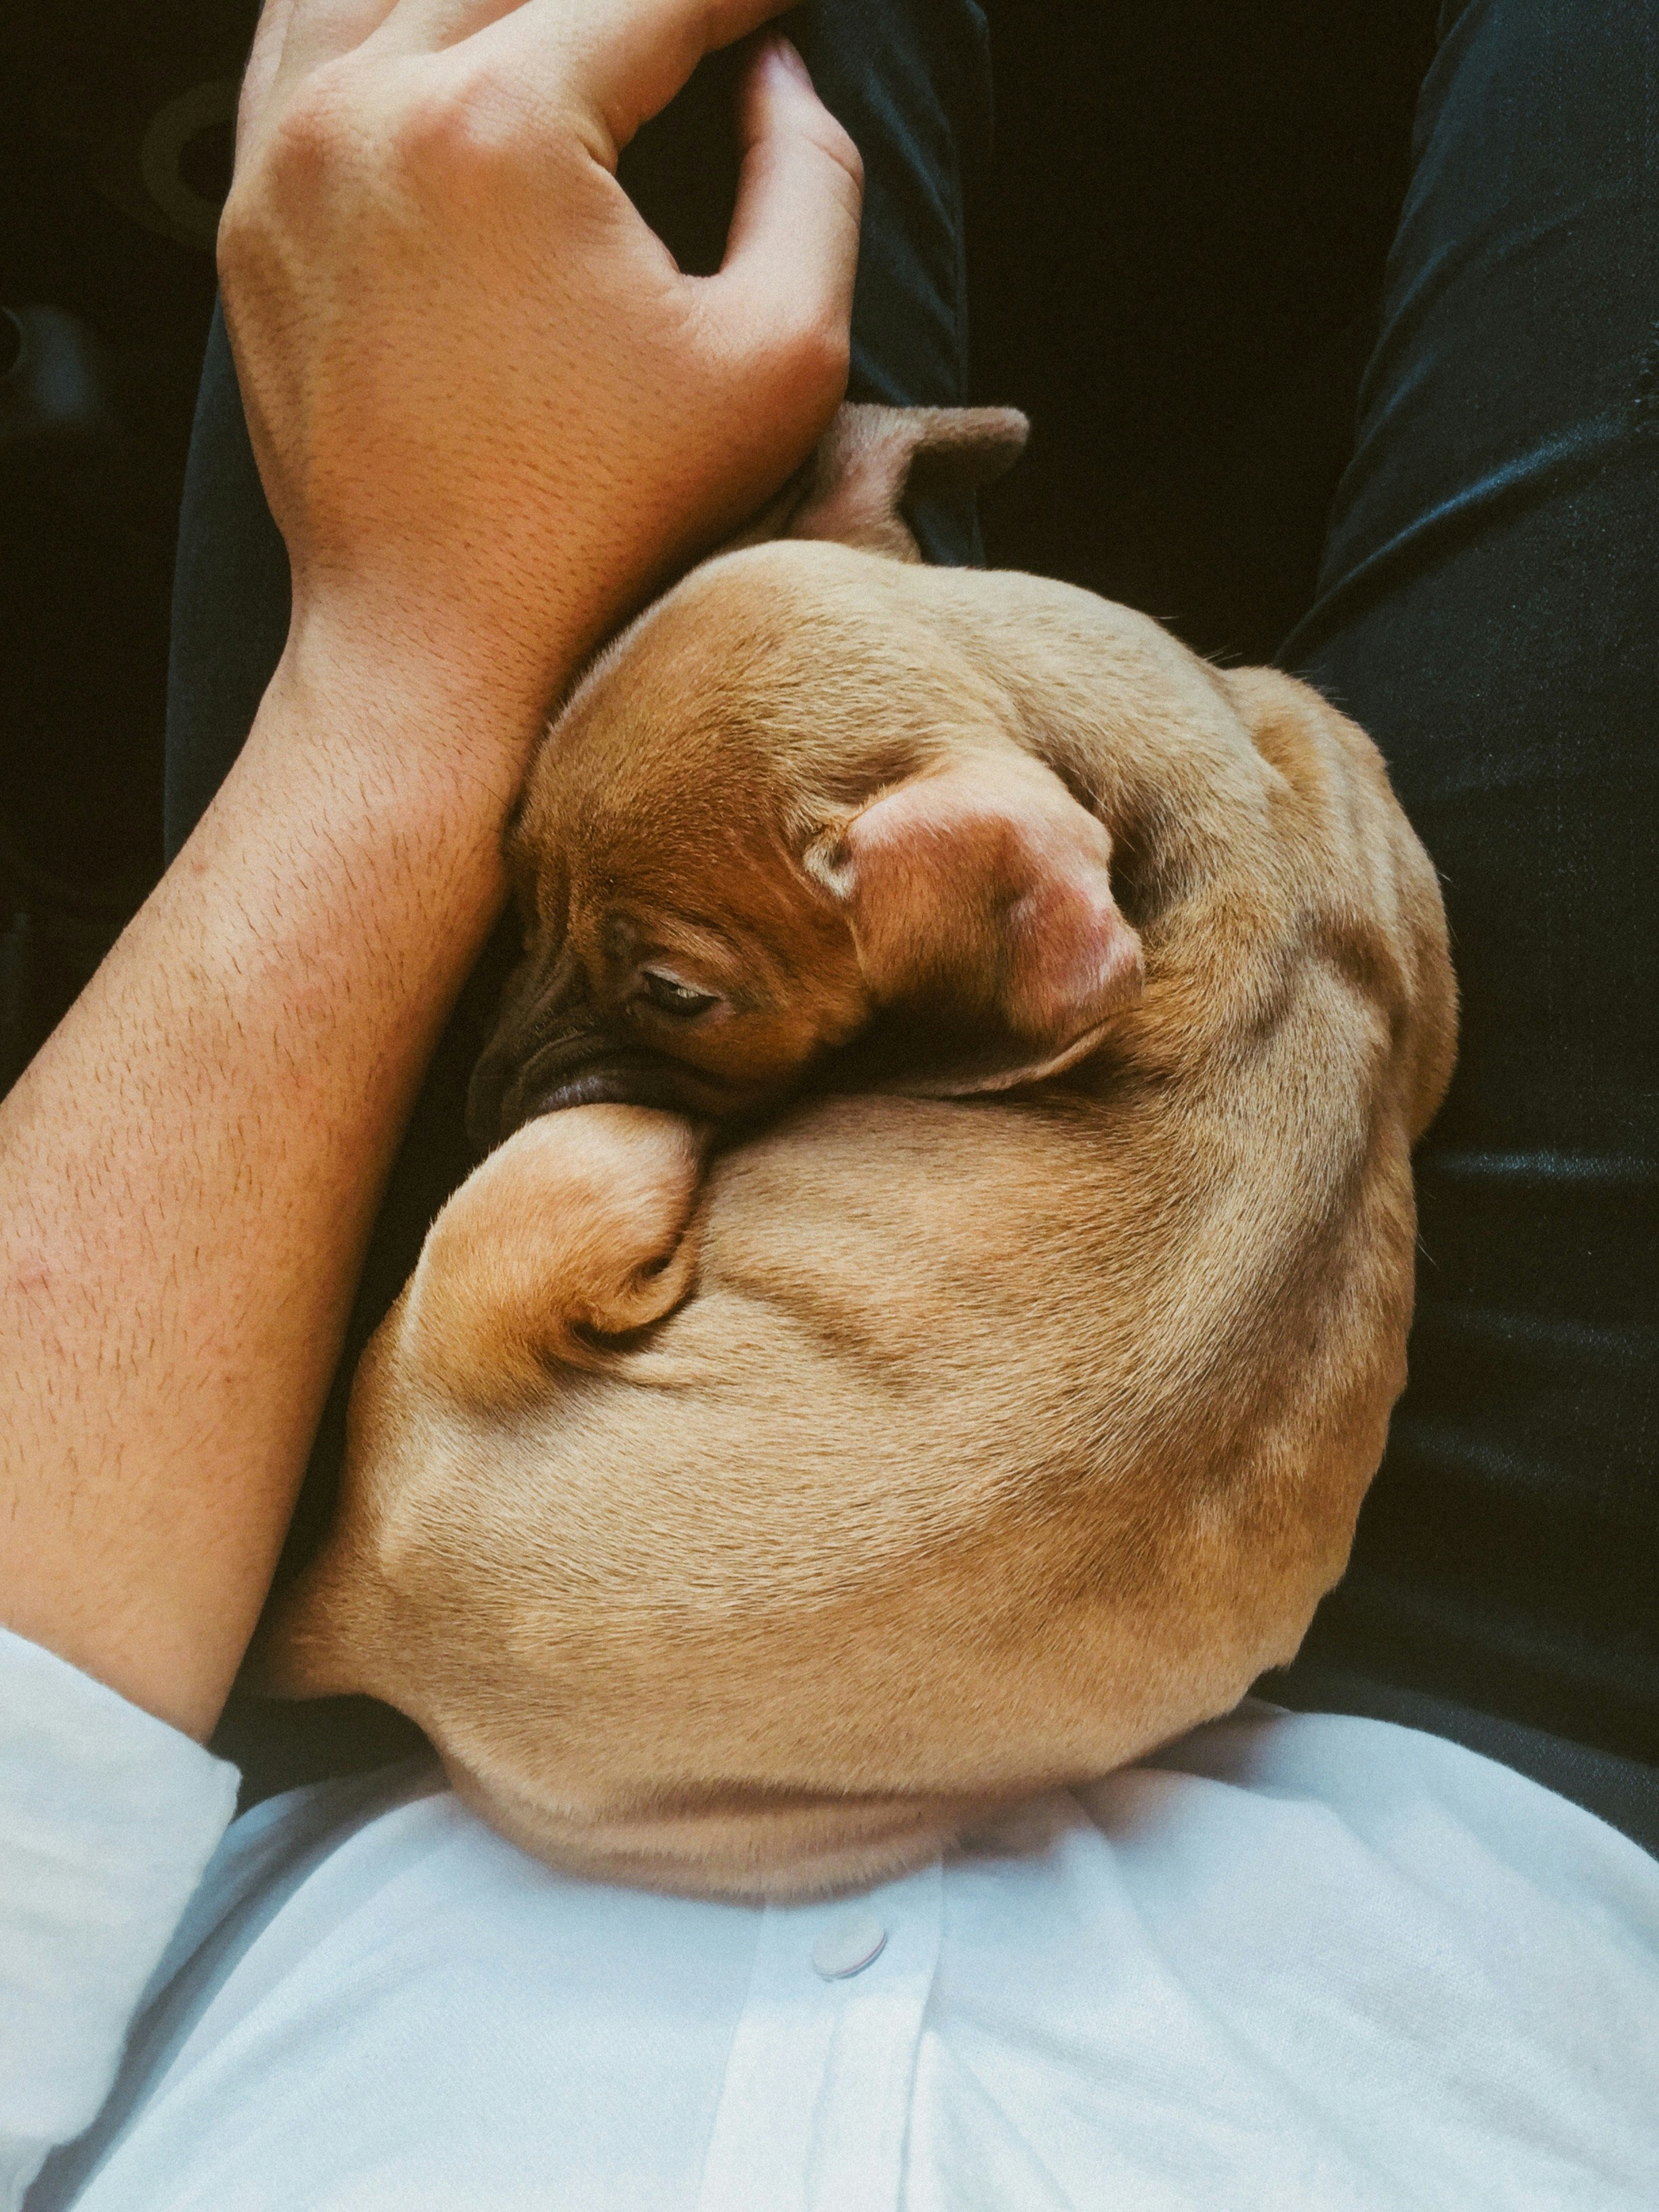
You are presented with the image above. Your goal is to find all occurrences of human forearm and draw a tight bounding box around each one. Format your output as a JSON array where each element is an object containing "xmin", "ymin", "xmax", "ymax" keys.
[
  {"xmin": 0, "ymin": 636, "xmax": 538, "ymax": 1736},
  {"xmin": 0, "ymin": 0, "xmax": 857, "ymax": 1741}
]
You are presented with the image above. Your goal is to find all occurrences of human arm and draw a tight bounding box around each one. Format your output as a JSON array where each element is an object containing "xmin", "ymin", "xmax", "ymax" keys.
[{"xmin": 0, "ymin": 0, "xmax": 861, "ymax": 1743}]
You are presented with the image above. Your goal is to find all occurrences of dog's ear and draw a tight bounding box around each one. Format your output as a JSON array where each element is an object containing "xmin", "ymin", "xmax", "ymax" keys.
[
  {"xmin": 735, "ymin": 403, "xmax": 1029, "ymax": 561},
  {"xmin": 806, "ymin": 751, "xmax": 1143, "ymax": 1094}
]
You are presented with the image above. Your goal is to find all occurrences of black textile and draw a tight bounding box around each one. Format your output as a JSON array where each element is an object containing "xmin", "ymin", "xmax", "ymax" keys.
[{"xmin": 1265, "ymin": 0, "xmax": 1659, "ymax": 1841}]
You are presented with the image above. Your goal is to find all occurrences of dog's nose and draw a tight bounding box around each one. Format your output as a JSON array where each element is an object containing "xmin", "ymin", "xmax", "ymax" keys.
[
  {"xmin": 472, "ymin": 1020, "xmax": 746, "ymax": 1140},
  {"xmin": 470, "ymin": 1019, "xmax": 696, "ymax": 1151},
  {"xmin": 468, "ymin": 933, "xmax": 602, "ymax": 1155},
  {"xmin": 514, "ymin": 1049, "xmax": 706, "ymax": 1118}
]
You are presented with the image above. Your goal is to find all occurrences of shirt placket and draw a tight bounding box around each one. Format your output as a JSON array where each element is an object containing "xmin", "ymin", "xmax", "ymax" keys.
[{"xmin": 693, "ymin": 1858, "xmax": 944, "ymax": 2212}]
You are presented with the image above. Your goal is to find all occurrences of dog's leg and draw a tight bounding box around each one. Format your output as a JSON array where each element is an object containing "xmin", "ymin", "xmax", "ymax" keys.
[
  {"xmin": 401, "ymin": 1107, "xmax": 710, "ymax": 1406},
  {"xmin": 247, "ymin": 1106, "xmax": 708, "ymax": 1700}
]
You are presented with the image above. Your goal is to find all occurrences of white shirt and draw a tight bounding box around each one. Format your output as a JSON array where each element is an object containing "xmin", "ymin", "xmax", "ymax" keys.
[{"xmin": 3, "ymin": 1625, "xmax": 1656, "ymax": 2211}]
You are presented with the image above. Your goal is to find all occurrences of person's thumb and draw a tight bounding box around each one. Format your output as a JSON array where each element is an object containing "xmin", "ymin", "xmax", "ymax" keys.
[{"xmin": 708, "ymin": 37, "xmax": 862, "ymax": 422}]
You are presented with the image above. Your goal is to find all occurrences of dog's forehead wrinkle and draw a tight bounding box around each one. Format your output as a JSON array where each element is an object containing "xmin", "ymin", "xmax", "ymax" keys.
[{"xmin": 602, "ymin": 904, "xmax": 740, "ymax": 966}]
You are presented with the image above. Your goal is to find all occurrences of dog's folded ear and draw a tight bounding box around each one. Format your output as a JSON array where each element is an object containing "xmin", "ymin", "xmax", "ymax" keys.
[
  {"xmin": 806, "ymin": 751, "xmax": 1144, "ymax": 1095},
  {"xmin": 733, "ymin": 403, "xmax": 1029, "ymax": 561}
]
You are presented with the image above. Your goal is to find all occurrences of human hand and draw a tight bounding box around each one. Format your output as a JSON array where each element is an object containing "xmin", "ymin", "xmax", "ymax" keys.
[{"xmin": 221, "ymin": 0, "xmax": 863, "ymax": 727}]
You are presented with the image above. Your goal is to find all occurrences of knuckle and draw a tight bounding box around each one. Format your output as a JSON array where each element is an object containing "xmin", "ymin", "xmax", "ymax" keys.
[
  {"xmin": 390, "ymin": 66, "xmax": 518, "ymax": 186},
  {"xmin": 218, "ymin": 63, "xmax": 370, "ymax": 279},
  {"xmin": 269, "ymin": 62, "xmax": 364, "ymax": 182},
  {"xmin": 248, "ymin": 58, "xmax": 528, "ymax": 212}
]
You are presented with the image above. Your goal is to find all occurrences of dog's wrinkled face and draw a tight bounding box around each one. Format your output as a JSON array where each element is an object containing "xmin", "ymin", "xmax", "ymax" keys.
[
  {"xmin": 466, "ymin": 546, "xmax": 1147, "ymax": 1155},
  {"xmin": 468, "ymin": 771, "xmax": 869, "ymax": 1141},
  {"xmin": 465, "ymin": 401, "xmax": 1085, "ymax": 1154},
  {"xmin": 464, "ymin": 564, "xmax": 886, "ymax": 1148}
]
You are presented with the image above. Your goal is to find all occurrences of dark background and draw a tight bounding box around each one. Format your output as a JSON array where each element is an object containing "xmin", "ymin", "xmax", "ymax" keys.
[
  {"xmin": 970, "ymin": 2, "xmax": 1441, "ymax": 655},
  {"xmin": 2, "ymin": 0, "xmax": 1441, "ymax": 1077}
]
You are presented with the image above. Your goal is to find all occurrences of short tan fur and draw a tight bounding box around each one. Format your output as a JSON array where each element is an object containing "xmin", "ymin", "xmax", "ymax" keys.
[{"xmin": 256, "ymin": 407, "xmax": 1456, "ymax": 1902}]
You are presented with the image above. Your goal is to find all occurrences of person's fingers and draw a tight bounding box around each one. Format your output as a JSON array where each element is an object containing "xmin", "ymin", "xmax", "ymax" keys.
[
  {"xmin": 238, "ymin": 0, "xmax": 304, "ymax": 142},
  {"xmin": 266, "ymin": 0, "xmax": 403, "ymax": 106},
  {"xmin": 367, "ymin": 0, "xmax": 526, "ymax": 54},
  {"xmin": 461, "ymin": 0, "xmax": 795, "ymax": 160},
  {"xmin": 707, "ymin": 36, "xmax": 862, "ymax": 377}
]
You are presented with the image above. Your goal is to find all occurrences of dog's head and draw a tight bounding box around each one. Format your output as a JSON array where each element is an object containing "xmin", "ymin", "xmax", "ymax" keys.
[{"xmin": 466, "ymin": 405, "xmax": 1145, "ymax": 1149}]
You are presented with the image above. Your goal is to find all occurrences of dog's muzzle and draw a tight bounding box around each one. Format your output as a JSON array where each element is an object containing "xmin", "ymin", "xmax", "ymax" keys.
[
  {"xmin": 468, "ymin": 1017, "xmax": 750, "ymax": 1152},
  {"xmin": 468, "ymin": 1025, "xmax": 687, "ymax": 1151}
]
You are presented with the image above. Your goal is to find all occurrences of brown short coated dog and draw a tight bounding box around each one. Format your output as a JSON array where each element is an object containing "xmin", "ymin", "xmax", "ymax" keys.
[{"xmin": 255, "ymin": 405, "xmax": 1457, "ymax": 1903}]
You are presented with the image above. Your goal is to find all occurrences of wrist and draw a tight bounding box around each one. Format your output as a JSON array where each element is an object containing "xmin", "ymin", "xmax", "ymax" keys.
[
  {"xmin": 274, "ymin": 586, "xmax": 570, "ymax": 800},
  {"xmin": 176, "ymin": 611, "xmax": 549, "ymax": 1025}
]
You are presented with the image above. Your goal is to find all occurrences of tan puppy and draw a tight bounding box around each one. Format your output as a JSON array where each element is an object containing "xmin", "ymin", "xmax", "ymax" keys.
[{"xmin": 257, "ymin": 408, "xmax": 1456, "ymax": 1902}]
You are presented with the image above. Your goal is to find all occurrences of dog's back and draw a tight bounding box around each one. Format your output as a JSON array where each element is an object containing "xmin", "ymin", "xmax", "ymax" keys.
[{"xmin": 258, "ymin": 556, "xmax": 1452, "ymax": 1901}]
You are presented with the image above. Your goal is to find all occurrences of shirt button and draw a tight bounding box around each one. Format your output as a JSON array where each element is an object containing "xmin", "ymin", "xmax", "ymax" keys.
[{"xmin": 811, "ymin": 1911, "xmax": 888, "ymax": 1981}]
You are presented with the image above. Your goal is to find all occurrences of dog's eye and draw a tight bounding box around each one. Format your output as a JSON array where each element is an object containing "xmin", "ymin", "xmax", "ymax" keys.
[{"xmin": 638, "ymin": 970, "xmax": 718, "ymax": 1019}]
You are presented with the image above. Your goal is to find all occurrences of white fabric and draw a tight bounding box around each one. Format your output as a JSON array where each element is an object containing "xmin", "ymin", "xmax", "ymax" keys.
[
  {"xmin": 0, "ymin": 1631, "xmax": 237, "ymax": 2205},
  {"xmin": 3, "ymin": 1628, "xmax": 1657, "ymax": 2211}
]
